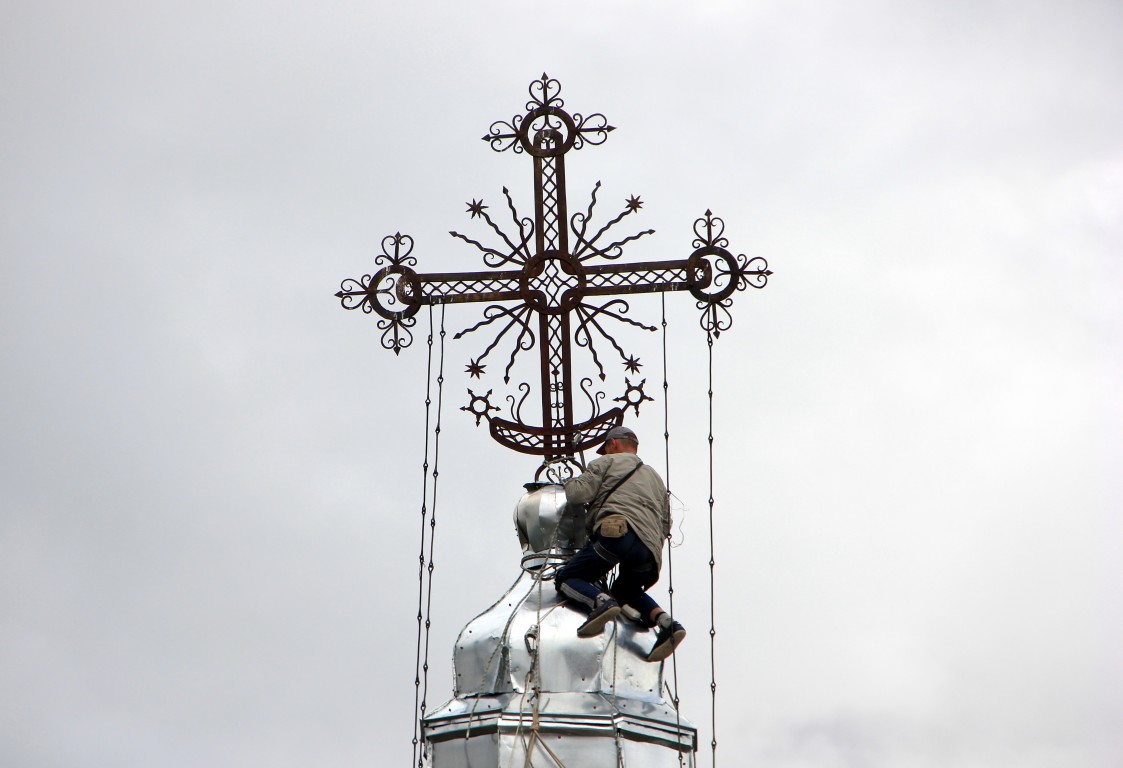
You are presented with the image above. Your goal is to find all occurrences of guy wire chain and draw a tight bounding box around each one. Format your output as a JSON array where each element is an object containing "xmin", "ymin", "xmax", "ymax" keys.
[
  {"xmin": 661, "ymin": 294, "xmax": 686, "ymax": 768},
  {"xmin": 410, "ymin": 306, "xmax": 436, "ymax": 767},
  {"xmin": 418, "ymin": 302, "xmax": 448, "ymax": 768},
  {"xmin": 706, "ymin": 329, "xmax": 718, "ymax": 767}
]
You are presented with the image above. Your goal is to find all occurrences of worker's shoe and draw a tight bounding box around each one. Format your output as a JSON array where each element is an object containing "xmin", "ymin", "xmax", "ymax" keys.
[
  {"xmin": 577, "ymin": 596, "xmax": 621, "ymax": 638},
  {"xmin": 645, "ymin": 620, "xmax": 686, "ymax": 662}
]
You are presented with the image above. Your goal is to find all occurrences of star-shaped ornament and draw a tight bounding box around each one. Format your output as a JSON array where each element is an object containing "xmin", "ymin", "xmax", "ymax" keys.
[
  {"xmin": 625, "ymin": 195, "xmax": 643, "ymax": 213},
  {"xmin": 461, "ymin": 388, "xmax": 499, "ymax": 426},
  {"xmin": 614, "ymin": 378, "xmax": 655, "ymax": 417},
  {"xmin": 465, "ymin": 359, "xmax": 486, "ymax": 378},
  {"xmin": 623, "ymin": 356, "xmax": 642, "ymax": 374},
  {"xmin": 466, "ymin": 199, "xmax": 488, "ymax": 218}
]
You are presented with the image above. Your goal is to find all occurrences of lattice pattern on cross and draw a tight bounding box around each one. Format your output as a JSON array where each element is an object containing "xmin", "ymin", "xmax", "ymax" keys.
[{"xmin": 336, "ymin": 74, "xmax": 771, "ymax": 473}]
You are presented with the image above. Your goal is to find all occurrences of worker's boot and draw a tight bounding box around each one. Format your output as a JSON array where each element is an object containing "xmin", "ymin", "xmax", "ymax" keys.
[
  {"xmin": 645, "ymin": 614, "xmax": 686, "ymax": 662},
  {"xmin": 576, "ymin": 594, "xmax": 621, "ymax": 637}
]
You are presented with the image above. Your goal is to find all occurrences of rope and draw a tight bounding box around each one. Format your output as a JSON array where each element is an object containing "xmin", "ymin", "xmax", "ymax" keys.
[
  {"xmin": 610, "ymin": 623, "xmax": 625, "ymax": 767},
  {"xmin": 526, "ymin": 521, "xmax": 549, "ymax": 768},
  {"xmin": 465, "ymin": 515, "xmax": 563, "ymax": 739},
  {"xmin": 417, "ymin": 303, "xmax": 447, "ymax": 765},
  {"xmin": 481, "ymin": 519, "xmax": 568, "ymax": 766},
  {"xmin": 706, "ymin": 328, "xmax": 718, "ymax": 767},
  {"xmin": 410, "ymin": 306, "xmax": 437, "ymax": 767},
  {"xmin": 519, "ymin": 700, "xmax": 570, "ymax": 768},
  {"xmin": 519, "ymin": 532, "xmax": 574, "ymax": 768}
]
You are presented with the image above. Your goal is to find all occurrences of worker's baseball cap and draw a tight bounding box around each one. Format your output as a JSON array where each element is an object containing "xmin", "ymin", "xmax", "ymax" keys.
[{"xmin": 596, "ymin": 425, "xmax": 638, "ymax": 454}]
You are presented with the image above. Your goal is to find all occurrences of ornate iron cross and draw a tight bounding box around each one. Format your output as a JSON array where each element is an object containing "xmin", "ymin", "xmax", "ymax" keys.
[{"xmin": 337, "ymin": 74, "xmax": 770, "ymax": 471}]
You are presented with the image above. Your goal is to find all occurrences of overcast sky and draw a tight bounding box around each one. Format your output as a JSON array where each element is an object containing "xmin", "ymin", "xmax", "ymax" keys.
[{"xmin": 2, "ymin": 1, "xmax": 1121, "ymax": 767}]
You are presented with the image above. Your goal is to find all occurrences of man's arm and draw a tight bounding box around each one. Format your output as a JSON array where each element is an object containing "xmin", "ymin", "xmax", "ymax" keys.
[{"xmin": 563, "ymin": 456, "xmax": 611, "ymax": 506}]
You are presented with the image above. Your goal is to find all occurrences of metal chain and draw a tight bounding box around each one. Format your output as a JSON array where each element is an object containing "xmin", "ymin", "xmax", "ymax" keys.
[
  {"xmin": 417, "ymin": 303, "xmax": 447, "ymax": 766},
  {"xmin": 661, "ymin": 295, "xmax": 687, "ymax": 767},
  {"xmin": 410, "ymin": 307, "xmax": 437, "ymax": 767},
  {"xmin": 706, "ymin": 329, "xmax": 718, "ymax": 767}
]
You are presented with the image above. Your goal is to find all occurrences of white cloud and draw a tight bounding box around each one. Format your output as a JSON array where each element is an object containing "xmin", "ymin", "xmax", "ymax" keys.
[{"xmin": 2, "ymin": 1, "xmax": 1121, "ymax": 766}]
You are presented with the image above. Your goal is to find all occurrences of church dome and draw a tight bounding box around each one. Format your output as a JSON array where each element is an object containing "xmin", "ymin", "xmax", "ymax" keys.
[{"xmin": 423, "ymin": 484, "xmax": 696, "ymax": 767}]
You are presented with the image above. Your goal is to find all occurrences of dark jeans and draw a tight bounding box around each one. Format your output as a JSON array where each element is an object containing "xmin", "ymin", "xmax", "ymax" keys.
[{"xmin": 555, "ymin": 529, "xmax": 661, "ymax": 620}]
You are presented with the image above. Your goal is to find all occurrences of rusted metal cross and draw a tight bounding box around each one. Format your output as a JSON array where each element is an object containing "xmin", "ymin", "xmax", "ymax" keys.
[{"xmin": 336, "ymin": 74, "xmax": 770, "ymax": 472}]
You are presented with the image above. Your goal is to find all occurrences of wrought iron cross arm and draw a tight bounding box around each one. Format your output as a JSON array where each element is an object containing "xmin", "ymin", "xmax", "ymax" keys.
[
  {"xmin": 335, "ymin": 233, "xmax": 526, "ymax": 354},
  {"xmin": 410, "ymin": 269, "xmax": 523, "ymax": 306},
  {"xmin": 583, "ymin": 258, "xmax": 704, "ymax": 297}
]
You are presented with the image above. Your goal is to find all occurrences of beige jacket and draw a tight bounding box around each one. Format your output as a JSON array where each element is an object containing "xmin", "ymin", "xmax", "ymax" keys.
[{"xmin": 564, "ymin": 453, "xmax": 671, "ymax": 570}]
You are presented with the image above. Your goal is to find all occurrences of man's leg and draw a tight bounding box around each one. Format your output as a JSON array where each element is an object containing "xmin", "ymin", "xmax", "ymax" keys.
[
  {"xmin": 600, "ymin": 531, "xmax": 687, "ymax": 662},
  {"xmin": 555, "ymin": 540, "xmax": 621, "ymax": 637},
  {"xmin": 604, "ymin": 530, "xmax": 660, "ymax": 621},
  {"xmin": 610, "ymin": 564, "xmax": 660, "ymax": 624}
]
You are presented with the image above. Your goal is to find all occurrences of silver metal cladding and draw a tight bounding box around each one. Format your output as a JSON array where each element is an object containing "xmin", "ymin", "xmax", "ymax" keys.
[{"xmin": 423, "ymin": 484, "xmax": 696, "ymax": 766}]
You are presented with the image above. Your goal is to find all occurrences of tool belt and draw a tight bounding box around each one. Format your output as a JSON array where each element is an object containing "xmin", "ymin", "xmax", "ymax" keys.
[{"xmin": 598, "ymin": 514, "xmax": 629, "ymax": 538}]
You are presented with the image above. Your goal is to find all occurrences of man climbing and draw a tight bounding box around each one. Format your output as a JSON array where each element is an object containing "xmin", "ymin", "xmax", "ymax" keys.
[{"xmin": 555, "ymin": 425, "xmax": 687, "ymax": 662}]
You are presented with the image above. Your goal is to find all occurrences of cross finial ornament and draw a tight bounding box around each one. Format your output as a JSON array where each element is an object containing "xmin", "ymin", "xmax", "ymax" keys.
[{"xmin": 336, "ymin": 74, "xmax": 771, "ymax": 474}]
